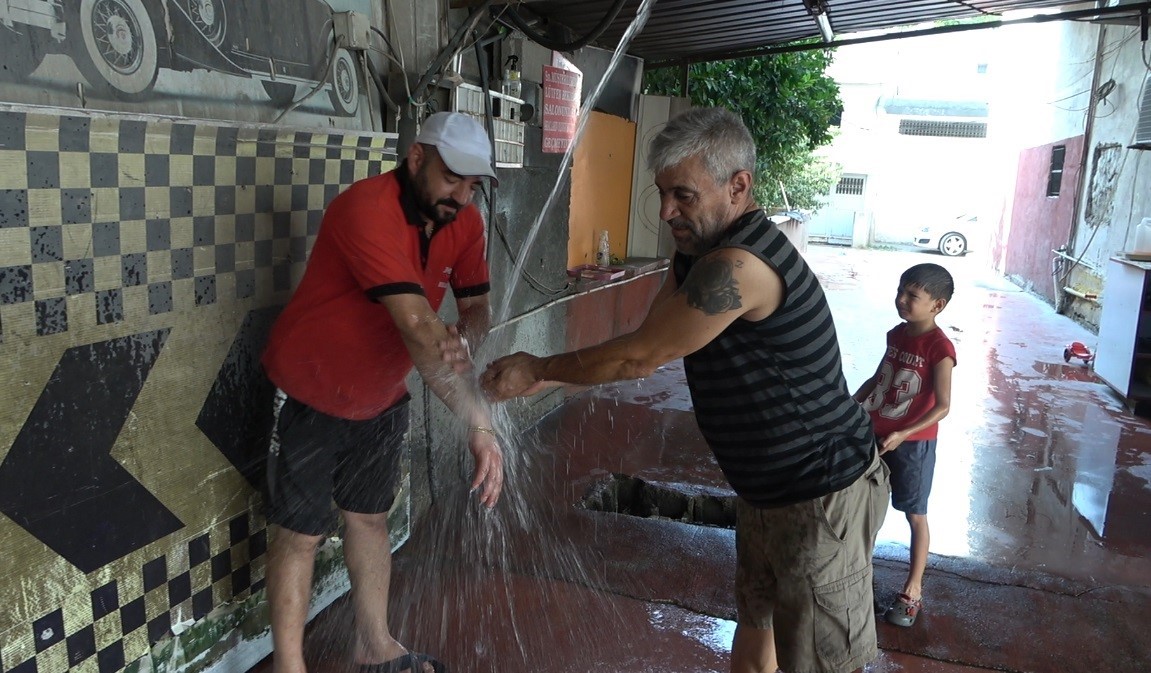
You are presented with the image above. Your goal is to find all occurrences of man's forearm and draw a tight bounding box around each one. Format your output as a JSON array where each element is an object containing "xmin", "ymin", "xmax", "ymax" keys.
[
  {"xmin": 400, "ymin": 316, "xmax": 492, "ymax": 426},
  {"xmin": 414, "ymin": 357, "xmax": 492, "ymax": 426},
  {"xmin": 536, "ymin": 335, "xmax": 667, "ymax": 386},
  {"xmin": 456, "ymin": 303, "xmax": 491, "ymax": 350}
]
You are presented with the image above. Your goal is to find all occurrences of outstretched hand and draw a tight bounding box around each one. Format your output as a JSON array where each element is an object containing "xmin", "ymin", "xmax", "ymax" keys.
[
  {"xmin": 481, "ymin": 352, "xmax": 550, "ymax": 401},
  {"xmin": 468, "ymin": 430, "xmax": 503, "ymax": 507}
]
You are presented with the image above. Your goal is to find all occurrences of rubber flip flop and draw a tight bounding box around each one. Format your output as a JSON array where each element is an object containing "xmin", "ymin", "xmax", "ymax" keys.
[
  {"xmin": 884, "ymin": 592, "xmax": 922, "ymax": 627},
  {"xmin": 360, "ymin": 652, "xmax": 448, "ymax": 673}
]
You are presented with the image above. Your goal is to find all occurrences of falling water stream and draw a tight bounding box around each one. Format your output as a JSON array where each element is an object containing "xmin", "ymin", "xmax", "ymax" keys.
[
  {"xmin": 404, "ymin": 3, "xmax": 657, "ymax": 669},
  {"xmin": 308, "ymin": 3, "xmax": 660, "ymax": 672},
  {"xmin": 492, "ymin": 0, "xmax": 655, "ymax": 328}
]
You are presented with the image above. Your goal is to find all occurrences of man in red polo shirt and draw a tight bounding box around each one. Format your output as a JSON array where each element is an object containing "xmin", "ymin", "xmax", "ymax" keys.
[{"xmin": 261, "ymin": 112, "xmax": 502, "ymax": 673}]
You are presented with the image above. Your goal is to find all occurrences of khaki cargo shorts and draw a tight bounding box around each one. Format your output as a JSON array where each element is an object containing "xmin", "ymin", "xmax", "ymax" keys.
[{"xmin": 735, "ymin": 453, "xmax": 890, "ymax": 673}]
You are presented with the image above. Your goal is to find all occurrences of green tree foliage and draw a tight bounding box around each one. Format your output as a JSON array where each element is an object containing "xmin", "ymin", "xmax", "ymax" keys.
[
  {"xmin": 770, "ymin": 151, "xmax": 842, "ymax": 214},
  {"xmin": 643, "ymin": 50, "xmax": 843, "ymax": 212}
]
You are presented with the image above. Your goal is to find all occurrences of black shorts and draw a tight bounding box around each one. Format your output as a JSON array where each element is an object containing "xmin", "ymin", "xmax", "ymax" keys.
[
  {"xmin": 265, "ymin": 390, "xmax": 409, "ymax": 536},
  {"xmin": 881, "ymin": 439, "xmax": 936, "ymax": 515}
]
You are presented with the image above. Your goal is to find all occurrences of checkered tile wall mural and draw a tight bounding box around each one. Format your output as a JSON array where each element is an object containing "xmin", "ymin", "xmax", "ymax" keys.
[
  {"xmin": 0, "ymin": 111, "xmax": 394, "ymax": 335},
  {"xmin": 1, "ymin": 511, "xmax": 265, "ymax": 673},
  {"xmin": 0, "ymin": 108, "xmax": 398, "ymax": 673}
]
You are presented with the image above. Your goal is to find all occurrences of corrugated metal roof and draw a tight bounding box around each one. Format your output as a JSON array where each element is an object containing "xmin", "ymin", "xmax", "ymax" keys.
[{"xmin": 494, "ymin": 0, "xmax": 1149, "ymax": 66}]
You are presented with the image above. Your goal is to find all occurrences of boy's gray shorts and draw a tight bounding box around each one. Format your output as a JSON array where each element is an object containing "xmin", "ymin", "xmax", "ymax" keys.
[{"xmin": 882, "ymin": 439, "xmax": 937, "ymax": 515}]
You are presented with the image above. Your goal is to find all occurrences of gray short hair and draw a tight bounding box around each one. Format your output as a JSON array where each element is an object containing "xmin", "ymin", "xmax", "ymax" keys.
[{"xmin": 646, "ymin": 107, "xmax": 756, "ymax": 186}]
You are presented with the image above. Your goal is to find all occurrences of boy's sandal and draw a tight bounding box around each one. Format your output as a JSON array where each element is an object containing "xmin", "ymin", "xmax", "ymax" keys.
[{"xmin": 884, "ymin": 592, "xmax": 922, "ymax": 627}]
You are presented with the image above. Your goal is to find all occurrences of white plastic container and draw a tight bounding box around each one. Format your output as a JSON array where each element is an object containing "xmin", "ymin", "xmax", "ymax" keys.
[
  {"xmin": 1133, "ymin": 217, "xmax": 1151, "ymax": 254},
  {"xmin": 596, "ymin": 230, "xmax": 611, "ymax": 266},
  {"xmin": 501, "ymin": 55, "xmax": 522, "ymax": 100}
]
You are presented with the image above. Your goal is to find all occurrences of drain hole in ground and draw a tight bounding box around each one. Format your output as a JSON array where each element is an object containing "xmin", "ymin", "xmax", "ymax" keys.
[{"xmin": 579, "ymin": 474, "xmax": 736, "ymax": 528}]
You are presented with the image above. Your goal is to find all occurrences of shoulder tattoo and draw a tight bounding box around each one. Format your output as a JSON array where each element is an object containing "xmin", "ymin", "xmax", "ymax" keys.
[{"xmin": 679, "ymin": 256, "xmax": 743, "ymax": 315}]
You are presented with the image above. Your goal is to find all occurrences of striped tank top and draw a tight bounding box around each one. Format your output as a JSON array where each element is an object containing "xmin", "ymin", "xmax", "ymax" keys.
[{"xmin": 676, "ymin": 209, "xmax": 875, "ymax": 507}]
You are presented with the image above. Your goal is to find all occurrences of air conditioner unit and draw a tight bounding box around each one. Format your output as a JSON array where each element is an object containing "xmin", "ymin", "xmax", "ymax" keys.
[{"xmin": 1132, "ymin": 73, "xmax": 1151, "ymax": 150}]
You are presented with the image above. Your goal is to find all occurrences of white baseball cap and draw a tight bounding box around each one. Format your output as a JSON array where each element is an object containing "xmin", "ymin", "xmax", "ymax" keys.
[{"xmin": 415, "ymin": 112, "xmax": 499, "ymax": 185}]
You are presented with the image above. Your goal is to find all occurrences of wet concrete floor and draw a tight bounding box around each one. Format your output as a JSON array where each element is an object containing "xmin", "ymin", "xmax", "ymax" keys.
[{"xmin": 258, "ymin": 245, "xmax": 1151, "ymax": 673}]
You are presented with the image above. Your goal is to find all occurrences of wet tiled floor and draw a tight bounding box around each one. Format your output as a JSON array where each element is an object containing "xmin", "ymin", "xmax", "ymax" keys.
[{"xmin": 256, "ymin": 245, "xmax": 1151, "ymax": 673}]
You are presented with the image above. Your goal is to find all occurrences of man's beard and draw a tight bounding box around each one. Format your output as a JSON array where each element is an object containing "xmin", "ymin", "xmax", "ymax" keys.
[
  {"xmin": 412, "ymin": 161, "xmax": 463, "ymax": 226},
  {"xmin": 671, "ymin": 217, "xmax": 725, "ymax": 256},
  {"xmin": 418, "ymin": 197, "xmax": 462, "ymax": 226}
]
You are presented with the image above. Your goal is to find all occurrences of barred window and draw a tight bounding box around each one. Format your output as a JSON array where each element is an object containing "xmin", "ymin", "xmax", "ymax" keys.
[
  {"xmin": 898, "ymin": 119, "xmax": 988, "ymax": 138},
  {"xmin": 836, "ymin": 176, "xmax": 865, "ymax": 195},
  {"xmin": 1047, "ymin": 144, "xmax": 1066, "ymax": 197}
]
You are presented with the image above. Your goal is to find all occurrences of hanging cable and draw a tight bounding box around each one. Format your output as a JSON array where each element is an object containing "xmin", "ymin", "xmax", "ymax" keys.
[
  {"xmin": 471, "ymin": 28, "xmax": 569, "ymax": 297},
  {"xmin": 473, "ymin": 30, "xmax": 497, "ymax": 194},
  {"xmin": 361, "ymin": 50, "xmax": 375, "ymax": 131},
  {"xmin": 369, "ymin": 25, "xmax": 405, "ymax": 69},
  {"xmin": 409, "ymin": 0, "xmax": 496, "ymax": 106},
  {"xmin": 382, "ymin": 0, "xmax": 412, "ymax": 122},
  {"xmin": 498, "ymin": 0, "xmax": 627, "ymax": 52},
  {"xmin": 272, "ymin": 28, "xmax": 342, "ymax": 124},
  {"xmin": 365, "ymin": 54, "xmax": 400, "ymax": 113}
]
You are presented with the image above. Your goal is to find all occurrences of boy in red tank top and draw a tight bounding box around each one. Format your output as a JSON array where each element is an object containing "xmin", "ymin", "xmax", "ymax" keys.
[{"xmin": 854, "ymin": 263, "xmax": 957, "ymax": 628}]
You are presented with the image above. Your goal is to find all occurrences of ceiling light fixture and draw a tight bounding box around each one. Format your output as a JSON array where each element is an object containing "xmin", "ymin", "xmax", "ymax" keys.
[{"xmin": 801, "ymin": 0, "xmax": 836, "ymax": 43}]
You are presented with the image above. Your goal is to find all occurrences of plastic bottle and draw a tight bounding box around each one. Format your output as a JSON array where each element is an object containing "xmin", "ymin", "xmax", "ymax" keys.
[
  {"xmin": 501, "ymin": 55, "xmax": 522, "ymax": 100},
  {"xmin": 1134, "ymin": 217, "xmax": 1151, "ymax": 254},
  {"xmin": 596, "ymin": 230, "xmax": 611, "ymax": 267}
]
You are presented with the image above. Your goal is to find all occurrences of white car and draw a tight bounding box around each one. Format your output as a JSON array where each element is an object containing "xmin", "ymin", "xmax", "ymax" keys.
[{"xmin": 913, "ymin": 214, "xmax": 979, "ymax": 256}]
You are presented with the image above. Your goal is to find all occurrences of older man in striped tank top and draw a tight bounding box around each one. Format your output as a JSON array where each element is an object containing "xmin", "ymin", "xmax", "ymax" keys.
[{"xmin": 481, "ymin": 107, "xmax": 890, "ymax": 673}]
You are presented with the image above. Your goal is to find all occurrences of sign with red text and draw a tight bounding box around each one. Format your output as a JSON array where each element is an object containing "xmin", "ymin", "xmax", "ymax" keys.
[{"xmin": 541, "ymin": 63, "xmax": 582, "ymax": 153}]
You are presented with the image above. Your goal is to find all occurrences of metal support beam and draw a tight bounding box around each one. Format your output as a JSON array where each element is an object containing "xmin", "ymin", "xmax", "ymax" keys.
[
  {"xmin": 648, "ymin": 2, "xmax": 1151, "ymax": 69},
  {"xmin": 801, "ymin": 0, "xmax": 835, "ymax": 43}
]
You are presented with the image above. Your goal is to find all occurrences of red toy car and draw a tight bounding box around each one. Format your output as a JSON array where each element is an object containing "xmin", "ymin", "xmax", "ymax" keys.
[{"xmin": 1063, "ymin": 341, "xmax": 1095, "ymax": 366}]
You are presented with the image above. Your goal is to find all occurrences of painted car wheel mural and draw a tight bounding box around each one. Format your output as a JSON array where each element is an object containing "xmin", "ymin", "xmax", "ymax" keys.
[
  {"xmin": 328, "ymin": 46, "xmax": 359, "ymax": 117},
  {"xmin": 0, "ymin": 0, "xmax": 361, "ymax": 115},
  {"xmin": 72, "ymin": 0, "xmax": 161, "ymax": 98},
  {"xmin": 186, "ymin": 0, "xmax": 225, "ymax": 47}
]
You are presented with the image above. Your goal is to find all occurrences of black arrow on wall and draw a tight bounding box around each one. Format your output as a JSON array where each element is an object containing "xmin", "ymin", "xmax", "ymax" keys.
[
  {"xmin": 0, "ymin": 330, "xmax": 184, "ymax": 573},
  {"xmin": 196, "ymin": 306, "xmax": 281, "ymax": 488}
]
